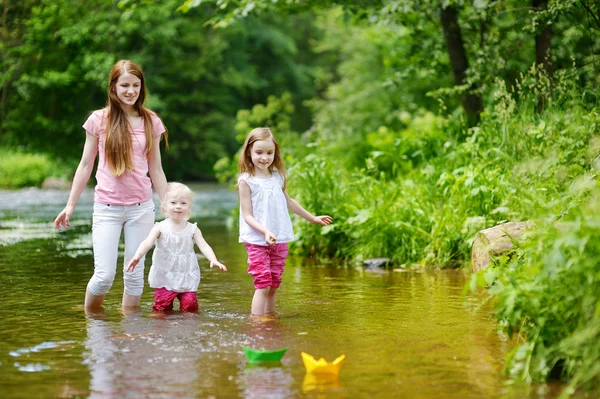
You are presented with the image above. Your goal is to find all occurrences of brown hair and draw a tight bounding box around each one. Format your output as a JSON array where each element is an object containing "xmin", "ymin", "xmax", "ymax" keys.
[
  {"xmin": 104, "ymin": 60, "xmax": 168, "ymax": 176},
  {"xmin": 238, "ymin": 127, "xmax": 287, "ymax": 190}
]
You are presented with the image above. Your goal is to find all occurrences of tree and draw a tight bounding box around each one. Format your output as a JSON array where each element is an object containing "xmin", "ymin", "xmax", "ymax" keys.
[
  {"xmin": 0, "ymin": 0, "xmax": 36, "ymax": 136},
  {"xmin": 179, "ymin": 0, "xmax": 485, "ymax": 125},
  {"xmin": 1, "ymin": 0, "xmax": 320, "ymax": 180},
  {"xmin": 440, "ymin": 4, "xmax": 482, "ymax": 125},
  {"xmin": 533, "ymin": 0, "xmax": 553, "ymax": 111}
]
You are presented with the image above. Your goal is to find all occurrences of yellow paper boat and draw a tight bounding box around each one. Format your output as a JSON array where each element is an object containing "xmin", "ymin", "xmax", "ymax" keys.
[{"xmin": 301, "ymin": 352, "xmax": 345, "ymax": 375}]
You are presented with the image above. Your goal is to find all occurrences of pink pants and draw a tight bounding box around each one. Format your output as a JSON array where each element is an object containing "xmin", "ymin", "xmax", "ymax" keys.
[
  {"xmin": 245, "ymin": 243, "xmax": 289, "ymax": 289},
  {"xmin": 153, "ymin": 288, "xmax": 198, "ymax": 312}
]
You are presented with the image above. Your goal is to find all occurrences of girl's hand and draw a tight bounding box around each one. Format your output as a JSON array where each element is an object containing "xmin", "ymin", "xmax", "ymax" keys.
[
  {"xmin": 126, "ymin": 257, "xmax": 140, "ymax": 272},
  {"xmin": 265, "ymin": 231, "xmax": 277, "ymax": 245},
  {"xmin": 54, "ymin": 206, "xmax": 75, "ymax": 231},
  {"xmin": 210, "ymin": 260, "xmax": 228, "ymax": 272},
  {"xmin": 312, "ymin": 215, "xmax": 333, "ymax": 226}
]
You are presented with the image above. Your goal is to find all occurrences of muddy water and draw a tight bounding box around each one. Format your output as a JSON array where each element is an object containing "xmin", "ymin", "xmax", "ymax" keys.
[{"xmin": 0, "ymin": 184, "xmax": 570, "ymax": 398}]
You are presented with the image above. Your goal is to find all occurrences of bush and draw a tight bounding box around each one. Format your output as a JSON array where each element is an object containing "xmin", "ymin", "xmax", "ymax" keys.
[
  {"xmin": 0, "ymin": 149, "xmax": 60, "ymax": 189},
  {"xmin": 472, "ymin": 187, "xmax": 600, "ymax": 393}
]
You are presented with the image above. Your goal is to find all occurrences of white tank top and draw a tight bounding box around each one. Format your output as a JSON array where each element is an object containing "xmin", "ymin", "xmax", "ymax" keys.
[
  {"xmin": 238, "ymin": 170, "xmax": 295, "ymax": 246},
  {"xmin": 148, "ymin": 220, "xmax": 201, "ymax": 292}
]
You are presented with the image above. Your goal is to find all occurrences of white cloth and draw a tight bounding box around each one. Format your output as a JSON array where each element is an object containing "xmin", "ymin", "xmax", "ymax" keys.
[
  {"xmin": 148, "ymin": 220, "xmax": 201, "ymax": 292},
  {"xmin": 88, "ymin": 199, "xmax": 155, "ymax": 296},
  {"xmin": 238, "ymin": 170, "xmax": 295, "ymax": 246}
]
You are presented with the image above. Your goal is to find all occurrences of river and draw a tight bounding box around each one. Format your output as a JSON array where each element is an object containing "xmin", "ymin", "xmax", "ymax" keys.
[{"xmin": 0, "ymin": 184, "xmax": 571, "ymax": 398}]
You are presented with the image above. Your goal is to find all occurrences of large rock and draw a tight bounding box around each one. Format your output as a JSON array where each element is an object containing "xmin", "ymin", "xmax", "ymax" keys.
[{"xmin": 471, "ymin": 221, "xmax": 533, "ymax": 273}]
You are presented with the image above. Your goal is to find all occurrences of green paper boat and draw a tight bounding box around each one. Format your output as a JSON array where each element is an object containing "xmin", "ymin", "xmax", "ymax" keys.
[{"xmin": 242, "ymin": 346, "xmax": 288, "ymax": 363}]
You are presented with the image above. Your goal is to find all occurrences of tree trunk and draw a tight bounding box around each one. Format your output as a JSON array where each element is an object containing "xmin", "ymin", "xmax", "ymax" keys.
[
  {"xmin": 1, "ymin": 0, "xmax": 8, "ymax": 129},
  {"xmin": 533, "ymin": 0, "xmax": 553, "ymax": 113},
  {"xmin": 471, "ymin": 222, "xmax": 533, "ymax": 273},
  {"xmin": 440, "ymin": 5, "xmax": 483, "ymax": 127}
]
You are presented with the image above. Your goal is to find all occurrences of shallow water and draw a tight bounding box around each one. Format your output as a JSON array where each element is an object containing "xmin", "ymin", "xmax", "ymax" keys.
[{"xmin": 0, "ymin": 184, "xmax": 572, "ymax": 398}]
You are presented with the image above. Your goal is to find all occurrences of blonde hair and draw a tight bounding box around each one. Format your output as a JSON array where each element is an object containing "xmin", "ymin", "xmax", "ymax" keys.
[
  {"xmin": 104, "ymin": 60, "xmax": 168, "ymax": 176},
  {"xmin": 161, "ymin": 182, "xmax": 194, "ymax": 219},
  {"xmin": 238, "ymin": 127, "xmax": 287, "ymax": 190}
]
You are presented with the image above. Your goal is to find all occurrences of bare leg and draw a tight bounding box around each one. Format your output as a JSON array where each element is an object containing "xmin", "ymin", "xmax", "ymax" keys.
[
  {"xmin": 122, "ymin": 294, "xmax": 141, "ymax": 316},
  {"xmin": 84, "ymin": 305, "xmax": 106, "ymax": 320},
  {"xmin": 122, "ymin": 200, "xmax": 154, "ymax": 311},
  {"xmin": 122, "ymin": 292, "xmax": 141, "ymax": 309},
  {"xmin": 251, "ymin": 287, "xmax": 271, "ymax": 316},
  {"xmin": 84, "ymin": 290, "xmax": 105, "ymax": 310},
  {"xmin": 264, "ymin": 287, "xmax": 277, "ymax": 314}
]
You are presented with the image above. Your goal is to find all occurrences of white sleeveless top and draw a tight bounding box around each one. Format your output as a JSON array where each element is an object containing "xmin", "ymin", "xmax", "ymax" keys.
[
  {"xmin": 238, "ymin": 170, "xmax": 294, "ymax": 246},
  {"xmin": 148, "ymin": 220, "xmax": 201, "ymax": 292}
]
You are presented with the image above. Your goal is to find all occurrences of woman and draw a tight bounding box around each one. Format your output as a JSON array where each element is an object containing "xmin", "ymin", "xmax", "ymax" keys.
[{"xmin": 54, "ymin": 60, "xmax": 168, "ymax": 311}]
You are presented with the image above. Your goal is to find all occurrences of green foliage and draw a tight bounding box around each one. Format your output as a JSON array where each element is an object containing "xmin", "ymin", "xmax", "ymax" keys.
[
  {"xmin": 305, "ymin": 8, "xmax": 450, "ymax": 171},
  {"xmin": 288, "ymin": 66, "xmax": 599, "ymax": 273},
  {"xmin": 365, "ymin": 112, "xmax": 448, "ymax": 177},
  {"xmin": 283, "ymin": 55, "xmax": 600, "ymax": 393},
  {"xmin": 471, "ymin": 189, "xmax": 600, "ymax": 392},
  {"xmin": 3, "ymin": 0, "xmax": 600, "ymax": 393},
  {"xmin": 458, "ymin": 74, "xmax": 599, "ymax": 394},
  {"xmin": 1, "ymin": 0, "xmax": 320, "ymax": 180},
  {"xmin": 234, "ymin": 92, "xmax": 295, "ymax": 142},
  {"xmin": 0, "ymin": 149, "xmax": 63, "ymax": 189},
  {"xmin": 287, "ymin": 155, "xmax": 348, "ymax": 257},
  {"xmin": 214, "ymin": 92, "xmax": 298, "ymax": 185}
]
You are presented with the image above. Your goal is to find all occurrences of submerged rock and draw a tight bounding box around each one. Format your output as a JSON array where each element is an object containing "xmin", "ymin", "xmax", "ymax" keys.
[{"xmin": 363, "ymin": 258, "xmax": 391, "ymax": 269}]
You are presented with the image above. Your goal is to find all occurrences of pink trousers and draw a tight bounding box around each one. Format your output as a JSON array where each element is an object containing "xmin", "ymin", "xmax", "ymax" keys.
[
  {"xmin": 245, "ymin": 243, "xmax": 289, "ymax": 289},
  {"xmin": 153, "ymin": 287, "xmax": 198, "ymax": 312}
]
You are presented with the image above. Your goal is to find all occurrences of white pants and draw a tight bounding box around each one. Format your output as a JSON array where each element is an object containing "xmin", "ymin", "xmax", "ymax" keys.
[{"xmin": 87, "ymin": 200, "xmax": 155, "ymax": 296}]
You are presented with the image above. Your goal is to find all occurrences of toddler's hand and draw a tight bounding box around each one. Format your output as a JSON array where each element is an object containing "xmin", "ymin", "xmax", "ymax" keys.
[
  {"xmin": 126, "ymin": 257, "xmax": 140, "ymax": 272},
  {"xmin": 210, "ymin": 260, "xmax": 228, "ymax": 272},
  {"xmin": 265, "ymin": 231, "xmax": 277, "ymax": 246},
  {"xmin": 312, "ymin": 215, "xmax": 333, "ymax": 226}
]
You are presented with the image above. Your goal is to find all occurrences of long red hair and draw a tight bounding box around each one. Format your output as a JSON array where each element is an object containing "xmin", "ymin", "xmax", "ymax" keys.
[{"xmin": 104, "ymin": 60, "xmax": 168, "ymax": 176}]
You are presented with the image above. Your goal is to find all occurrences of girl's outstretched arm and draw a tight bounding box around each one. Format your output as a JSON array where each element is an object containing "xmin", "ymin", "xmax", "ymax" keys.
[
  {"xmin": 193, "ymin": 228, "xmax": 227, "ymax": 271},
  {"xmin": 239, "ymin": 180, "xmax": 277, "ymax": 244},
  {"xmin": 148, "ymin": 137, "xmax": 167, "ymax": 202},
  {"xmin": 54, "ymin": 133, "xmax": 98, "ymax": 231},
  {"xmin": 285, "ymin": 192, "xmax": 333, "ymax": 226},
  {"xmin": 127, "ymin": 225, "xmax": 161, "ymax": 271}
]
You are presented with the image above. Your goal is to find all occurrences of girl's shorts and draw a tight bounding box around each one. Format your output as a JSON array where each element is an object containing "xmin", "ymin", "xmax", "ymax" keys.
[
  {"xmin": 153, "ymin": 288, "xmax": 198, "ymax": 312},
  {"xmin": 244, "ymin": 243, "xmax": 289, "ymax": 289}
]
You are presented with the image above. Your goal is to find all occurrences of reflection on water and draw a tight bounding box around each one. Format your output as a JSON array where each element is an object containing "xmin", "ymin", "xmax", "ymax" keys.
[
  {"xmin": 302, "ymin": 373, "xmax": 341, "ymax": 395},
  {"xmin": 84, "ymin": 310, "xmax": 205, "ymax": 398},
  {"xmin": 0, "ymin": 184, "xmax": 578, "ymax": 398},
  {"xmin": 239, "ymin": 364, "xmax": 295, "ymax": 399}
]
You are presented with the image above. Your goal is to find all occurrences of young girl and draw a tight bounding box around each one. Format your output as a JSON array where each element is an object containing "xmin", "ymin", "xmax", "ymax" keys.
[
  {"xmin": 54, "ymin": 60, "xmax": 168, "ymax": 311},
  {"xmin": 127, "ymin": 182, "xmax": 227, "ymax": 312},
  {"xmin": 238, "ymin": 128, "xmax": 332, "ymax": 316}
]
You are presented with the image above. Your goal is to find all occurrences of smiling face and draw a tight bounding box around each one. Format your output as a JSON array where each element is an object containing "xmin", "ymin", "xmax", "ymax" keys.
[
  {"xmin": 250, "ymin": 138, "xmax": 276, "ymax": 175},
  {"xmin": 114, "ymin": 72, "xmax": 141, "ymax": 111},
  {"xmin": 164, "ymin": 191, "xmax": 192, "ymax": 222}
]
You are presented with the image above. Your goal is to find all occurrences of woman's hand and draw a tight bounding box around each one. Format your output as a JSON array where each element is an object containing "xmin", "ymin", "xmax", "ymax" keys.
[
  {"xmin": 312, "ymin": 215, "xmax": 333, "ymax": 226},
  {"xmin": 54, "ymin": 205, "xmax": 75, "ymax": 231}
]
